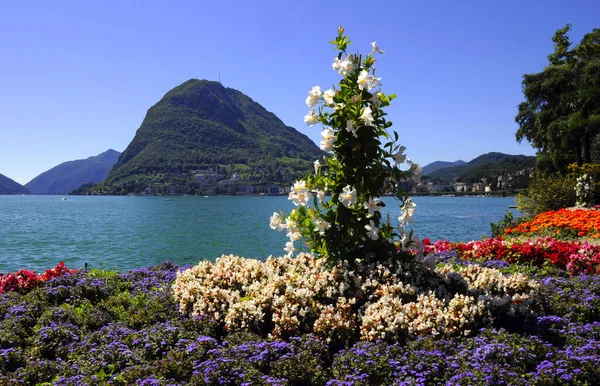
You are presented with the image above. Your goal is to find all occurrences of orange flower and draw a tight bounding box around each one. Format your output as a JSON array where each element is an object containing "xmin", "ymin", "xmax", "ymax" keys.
[{"xmin": 505, "ymin": 208, "xmax": 600, "ymax": 238}]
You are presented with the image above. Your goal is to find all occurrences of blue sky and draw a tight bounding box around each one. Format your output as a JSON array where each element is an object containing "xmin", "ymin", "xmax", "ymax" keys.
[{"xmin": 1, "ymin": 1, "xmax": 599, "ymax": 184}]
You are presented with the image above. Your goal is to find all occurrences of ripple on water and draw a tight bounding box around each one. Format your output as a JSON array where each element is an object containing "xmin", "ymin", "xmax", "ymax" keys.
[{"xmin": 0, "ymin": 195, "xmax": 518, "ymax": 272}]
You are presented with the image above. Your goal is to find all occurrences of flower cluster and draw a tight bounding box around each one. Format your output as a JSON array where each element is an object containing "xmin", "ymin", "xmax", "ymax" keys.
[
  {"xmin": 173, "ymin": 253, "xmax": 539, "ymax": 343},
  {"xmin": 0, "ymin": 262, "xmax": 76, "ymax": 294},
  {"xmin": 426, "ymin": 236, "xmax": 600, "ymax": 275},
  {"xmin": 272, "ymin": 27, "xmax": 422, "ymax": 264},
  {"xmin": 505, "ymin": 208, "xmax": 600, "ymax": 238},
  {"xmin": 576, "ymin": 173, "xmax": 595, "ymax": 208},
  {"xmin": 2, "ymin": 261, "xmax": 600, "ymax": 384}
]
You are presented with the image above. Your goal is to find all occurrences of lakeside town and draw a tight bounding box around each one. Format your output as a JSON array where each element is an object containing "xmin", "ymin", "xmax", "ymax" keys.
[{"xmin": 109, "ymin": 166, "xmax": 536, "ymax": 197}]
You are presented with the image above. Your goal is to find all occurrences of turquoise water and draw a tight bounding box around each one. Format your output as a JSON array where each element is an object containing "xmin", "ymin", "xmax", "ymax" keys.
[{"xmin": 0, "ymin": 195, "xmax": 518, "ymax": 273}]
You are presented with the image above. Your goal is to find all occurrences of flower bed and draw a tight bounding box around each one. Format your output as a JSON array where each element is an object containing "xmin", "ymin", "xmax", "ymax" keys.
[
  {"xmin": 173, "ymin": 253, "xmax": 539, "ymax": 343},
  {"xmin": 0, "ymin": 262, "xmax": 76, "ymax": 295},
  {"xmin": 425, "ymin": 237, "xmax": 600, "ymax": 275},
  {"xmin": 505, "ymin": 208, "xmax": 600, "ymax": 238},
  {"xmin": 0, "ymin": 261, "xmax": 599, "ymax": 384}
]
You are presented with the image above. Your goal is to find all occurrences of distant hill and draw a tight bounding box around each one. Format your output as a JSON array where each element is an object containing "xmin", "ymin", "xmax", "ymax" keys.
[
  {"xmin": 25, "ymin": 149, "xmax": 121, "ymax": 195},
  {"xmin": 0, "ymin": 173, "xmax": 29, "ymax": 194},
  {"xmin": 428, "ymin": 152, "xmax": 535, "ymax": 183},
  {"xmin": 93, "ymin": 79, "xmax": 323, "ymax": 195},
  {"xmin": 422, "ymin": 160, "xmax": 466, "ymax": 176}
]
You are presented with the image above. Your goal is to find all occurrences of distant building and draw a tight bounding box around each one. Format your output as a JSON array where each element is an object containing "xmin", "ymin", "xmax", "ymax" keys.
[
  {"xmin": 498, "ymin": 175, "xmax": 510, "ymax": 189},
  {"xmin": 472, "ymin": 183, "xmax": 485, "ymax": 192},
  {"xmin": 412, "ymin": 183, "xmax": 428, "ymax": 193},
  {"xmin": 454, "ymin": 182, "xmax": 471, "ymax": 192}
]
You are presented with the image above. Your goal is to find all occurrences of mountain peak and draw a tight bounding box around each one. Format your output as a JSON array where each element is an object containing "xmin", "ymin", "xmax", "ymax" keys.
[
  {"xmin": 427, "ymin": 152, "xmax": 535, "ymax": 183},
  {"xmin": 25, "ymin": 150, "xmax": 121, "ymax": 195},
  {"xmin": 98, "ymin": 79, "xmax": 322, "ymax": 194},
  {"xmin": 0, "ymin": 173, "xmax": 29, "ymax": 194},
  {"xmin": 422, "ymin": 160, "xmax": 467, "ymax": 176}
]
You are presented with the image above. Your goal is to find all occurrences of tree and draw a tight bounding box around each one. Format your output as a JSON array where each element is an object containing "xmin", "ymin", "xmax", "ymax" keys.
[{"xmin": 516, "ymin": 25, "xmax": 600, "ymax": 174}]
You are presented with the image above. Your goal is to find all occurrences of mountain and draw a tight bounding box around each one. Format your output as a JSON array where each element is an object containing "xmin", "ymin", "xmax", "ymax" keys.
[
  {"xmin": 25, "ymin": 149, "xmax": 121, "ymax": 195},
  {"xmin": 0, "ymin": 173, "xmax": 29, "ymax": 194},
  {"xmin": 428, "ymin": 152, "xmax": 536, "ymax": 183},
  {"xmin": 422, "ymin": 160, "xmax": 466, "ymax": 176},
  {"xmin": 95, "ymin": 79, "xmax": 322, "ymax": 195}
]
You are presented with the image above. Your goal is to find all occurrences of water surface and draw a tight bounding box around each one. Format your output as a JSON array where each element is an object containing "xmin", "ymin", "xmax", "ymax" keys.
[{"xmin": 0, "ymin": 195, "xmax": 517, "ymax": 272}]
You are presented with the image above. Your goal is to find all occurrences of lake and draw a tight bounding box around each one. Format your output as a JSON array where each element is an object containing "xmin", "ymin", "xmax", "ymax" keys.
[{"xmin": 0, "ymin": 195, "xmax": 518, "ymax": 273}]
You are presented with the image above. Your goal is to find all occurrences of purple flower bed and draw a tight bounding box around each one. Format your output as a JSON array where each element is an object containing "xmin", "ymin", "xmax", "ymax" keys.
[{"xmin": 1, "ymin": 260, "xmax": 599, "ymax": 384}]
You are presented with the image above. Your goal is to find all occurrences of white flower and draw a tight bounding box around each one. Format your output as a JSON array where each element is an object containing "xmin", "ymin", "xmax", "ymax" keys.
[
  {"xmin": 402, "ymin": 199, "xmax": 417, "ymax": 216},
  {"xmin": 357, "ymin": 70, "xmax": 381, "ymax": 91},
  {"xmin": 360, "ymin": 107, "xmax": 374, "ymax": 126},
  {"xmin": 323, "ymin": 88, "xmax": 335, "ymax": 105},
  {"xmin": 332, "ymin": 57, "xmax": 342, "ymax": 73},
  {"xmin": 314, "ymin": 219, "xmax": 331, "ymax": 235},
  {"xmin": 357, "ymin": 70, "xmax": 370, "ymax": 91},
  {"xmin": 398, "ymin": 199, "xmax": 416, "ymax": 228},
  {"xmin": 320, "ymin": 128, "xmax": 335, "ymax": 152},
  {"xmin": 314, "ymin": 159, "xmax": 322, "ymax": 174},
  {"xmin": 305, "ymin": 86, "xmax": 322, "ymax": 108},
  {"xmin": 332, "ymin": 56, "xmax": 356, "ymax": 75},
  {"xmin": 345, "ymin": 120, "xmax": 358, "ymax": 137},
  {"xmin": 304, "ymin": 109, "xmax": 318, "ymax": 126},
  {"xmin": 394, "ymin": 145, "xmax": 407, "ymax": 164},
  {"xmin": 291, "ymin": 180, "xmax": 307, "ymax": 194},
  {"xmin": 317, "ymin": 189, "xmax": 326, "ymax": 202},
  {"xmin": 287, "ymin": 229, "xmax": 301, "ymax": 241},
  {"xmin": 339, "ymin": 185, "xmax": 357, "ymax": 207},
  {"xmin": 284, "ymin": 241, "xmax": 295, "ymax": 256},
  {"xmin": 340, "ymin": 58, "xmax": 355, "ymax": 75},
  {"xmin": 288, "ymin": 190, "xmax": 312, "ymax": 206},
  {"xmin": 335, "ymin": 103, "xmax": 345, "ymax": 111},
  {"xmin": 363, "ymin": 197, "xmax": 382, "ymax": 216},
  {"xmin": 285, "ymin": 219, "xmax": 297, "ymax": 234},
  {"xmin": 411, "ymin": 165, "xmax": 423, "ymax": 183},
  {"xmin": 365, "ymin": 220, "xmax": 379, "ymax": 240},
  {"xmin": 371, "ymin": 41, "xmax": 384, "ymax": 55},
  {"xmin": 370, "ymin": 90, "xmax": 381, "ymax": 106},
  {"xmin": 398, "ymin": 212, "xmax": 414, "ymax": 227},
  {"xmin": 288, "ymin": 180, "xmax": 312, "ymax": 206},
  {"xmin": 399, "ymin": 231, "xmax": 409, "ymax": 247},
  {"xmin": 269, "ymin": 212, "xmax": 285, "ymax": 231},
  {"xmin": 305, "ymin": 96, "xmax": 318, "ymax": 108}
]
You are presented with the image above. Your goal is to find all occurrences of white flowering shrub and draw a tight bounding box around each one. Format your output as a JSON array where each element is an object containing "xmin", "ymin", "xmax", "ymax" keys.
[
  {"xmin": 173, "ymin": 28, "xmax": 542, "ymax": 345},
  {"xmin": 575, "ymin": 173, "xmax": 594, "ymax": 207},
  {"xmin": 173, "ymin": 253, "xmax": 540, "ymax": 343},
  {"xmin": 270, "ymin": 27, "xmax": 422, "ymax": 265}
]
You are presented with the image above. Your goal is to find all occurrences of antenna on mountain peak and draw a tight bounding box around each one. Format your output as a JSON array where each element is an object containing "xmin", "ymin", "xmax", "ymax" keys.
[{"xmin": 218, "ymin": 72, "xmax": 221, "ymax": 83}]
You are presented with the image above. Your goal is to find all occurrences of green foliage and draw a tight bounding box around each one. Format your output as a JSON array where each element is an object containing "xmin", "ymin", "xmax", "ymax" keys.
[
  {"xmin": 427, "ymin": 152, "xmax": 535, "ymax": 185},
  {"xmin": 515, "ymin": 174, "xmax": 576, "ymax": 217},
  {"xmin": 87, "ymin": 80, "xmax": 322, "ymax": 194},
  {"xmin": 490, "ymin": 211, "xmax": 523, "ymax": 237},
  {"xmin": 273, "ymin": 28, "xmax": 417, "ymax": 264},
  {"xmin": 516, "ymin": 25, "xmax": 600, "ymax": 173},
  {"xmin": 1, "ymin": 261, "xmax": 600, "ymax": 384},
  {"xmin": 569, "ymin": 162, "xmax": 600, "ymax": 206}
]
